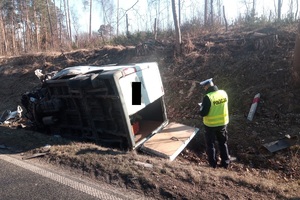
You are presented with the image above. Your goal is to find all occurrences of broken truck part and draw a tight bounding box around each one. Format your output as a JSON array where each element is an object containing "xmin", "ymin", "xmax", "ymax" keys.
[
  {"xmin": 21, "ymin": 62, "xmax": 199, "ymax": 161},
  {"xmin": 0, "ymin": 105, "xmax": 23, "ymax": 125},
  {"xmin": 263, "ymin": 135, "xmax": 298, "ymax": 153}
]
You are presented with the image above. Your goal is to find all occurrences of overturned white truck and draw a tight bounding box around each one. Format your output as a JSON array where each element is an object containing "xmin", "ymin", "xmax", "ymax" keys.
[{"xmin": 21, "ymin": 62, "xmax": 199, "ymax": 161}]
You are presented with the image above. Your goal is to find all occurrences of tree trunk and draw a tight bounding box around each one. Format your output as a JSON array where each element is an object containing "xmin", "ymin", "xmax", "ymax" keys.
[
  {"xmin": 292, "ymin": 21, "xmax": 300, "ymax": 86},
  {"xmin": 278, "ymin": 0, "xmax": 282, "ymax": 20},
  {"xmin": 171, "ymin": 0, "xmax": 181, "ymax": 54},
  {"xmin": 42, "ymin": 16, "xmax": 48, "ymax": 51},
  {"xmin": 223, "ymin": 6, "xmax": 228, "ymax": 32},
  {"xmin": 67, "ymin": 0, "xmax": 72, "ymax": 41},
  {"xmin": 20, "ymin": 1, "xmax": 26, "ymax": 52},
  {"xmin": 89, "ymin": 0, "xmax": 92, "ymax": 39},
  {"xmin": 46, "ymin": 0, "xmax": 54, "ymax": 48},
  {"xmin": 116, "ymin": 0, "xmax": 119, "ymax": 36},
  {"xmin": 167, "ymin": 0, "xmax": 170, "ymax": 29},
  {"xmin": 64, "ymin": 0, "xmax": 69, "ymax": 38},
  {"xmin": 204, "ymin": 0, "xmax": 208, "ymax": 26},
  {"xmin": 53, "ymin": 0, "xmax": 59, "ymax": 48},
  {"xmin": 126, "ymin": 14, "xmax": 129, "ymax": 37},
  {"xmin": 12, "ymin": 0, "xmax": 16, "ymax": 55},
  {"xmin": 252, "ymin": 0, "xmax": 256, "ymax": 20},
  {"xmin": 210, "ymin": 0, "xmax": 214, "ymax": 27},
  {"xmin": 0, "ymin": 12, "xmax": 8, "ymax": 55},
  {"xmin": 59, "ymin": 0, "xmax": 63, "ymax": 45},
  {"xmin": 217, "ymin": 0, "xmax": 221, "ymax": 21},
  {"xmin": 295, "ymin": 0, "xmax": 298, "ymax": 20},
  {"xmin": 288, "ymin": 0, "xmax": 294, "ymax": 20},
  {"xmin": 33, "ymin": 0, "xmax": 39, "ymax": 51},
  {"xmin": 154, "ymin": 18, "xmax": 157, "ymax": 40},
  {"xmin": 25, "ymin": 0, "xmax": 31, "ymax": 51},
  {"xmin": 178, "ymin": 0, "xmax": 181, "ymax": 26}
]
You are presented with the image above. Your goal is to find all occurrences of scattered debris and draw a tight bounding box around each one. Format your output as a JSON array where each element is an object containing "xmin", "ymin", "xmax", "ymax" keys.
[
  {"xmin": 229, "ymin": 156, "xmax": 237, "ymax": 162},
  {"xmin": 0, "ymin": 105, "xmax": 23, "ymax": 125},
  {"xmin": 134, "ymin": 161, "xmax": 153, "ymax": 168},
  {"xmin": 34, "ymin": 69, "xmax": 58, "ymax": 82},
  {"xmin": 22, "ymin": 153, "xmax": 48, "ymax": 160},
  {"xmin": 263, "ymin": 135, "xmax": 298, "ymax": 153},
  {"xmin": 41, "ymin": 144, "xmax": 51, "ymax": 152}
]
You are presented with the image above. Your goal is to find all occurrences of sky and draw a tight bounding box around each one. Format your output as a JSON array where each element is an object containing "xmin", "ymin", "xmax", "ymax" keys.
[{"xmin": 69, "ymin": 0, "xmax": 295, "ymax": 34}]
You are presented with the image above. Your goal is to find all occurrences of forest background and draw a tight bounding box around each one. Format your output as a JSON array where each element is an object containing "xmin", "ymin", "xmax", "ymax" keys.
[{"xmin": 0, "ymin": 0, "xmax": 298, "ymax": 56}]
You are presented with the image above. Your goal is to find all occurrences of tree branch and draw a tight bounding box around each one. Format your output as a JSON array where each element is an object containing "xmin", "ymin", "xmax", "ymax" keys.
[{"xmin": 118, "ymin": 0, "xmax": 139, "ymax": 21}]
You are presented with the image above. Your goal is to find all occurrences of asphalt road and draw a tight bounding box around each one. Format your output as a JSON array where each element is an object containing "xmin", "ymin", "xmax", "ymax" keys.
[{"xmin": 0, "ymin": 154, "xmax": 148, "ymax": 200}]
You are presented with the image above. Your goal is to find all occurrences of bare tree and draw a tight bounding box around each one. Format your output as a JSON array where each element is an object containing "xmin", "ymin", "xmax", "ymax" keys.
[
  {"xmin": 210, "ymin": 0, "xmax": 214, "ymax": 26},
  {"xmin": 126, "ymin": 14, "xmax": 129, "ymax": 36},
  {"xmin": 178, "ymin": 0, "xmax": 181, "ymax": 26},
  {"xmin": 24, "ymin": 0, "xmax": 32, "ymax": 51},
  {"xmin": 171, "ymin": 0, "xmax": 181, "ymax": 54},
  {"xmin": 18, "ymin": 1, "xmax": 26, "ymax": 52},
  {"xmin": 116, "ymin": 0, "xmax": 119, "ymax": 36},
  {"xmin": 59, "ymin": 0, "xmax": 63, "ymax": 45},
  {"xmin": 223, "ymin": 6, "xmax": 228, "ymax": 31},
  {"xmin": 287, "ymin": 0, "xmax": 297, "ymax": 20},
  {"xmin": 64, "ymin": 0, "xmax": 70, "ymax": 39},
  {"xmin": 278, "ymin": 0, "xmax": 282, "ymax": 20},
  {"xmin": 11, "ymin": 0, "xmax": 16, "ymax": 54},
  {"xmin": 71, "ymin": 7, "xmax": 80, "ymax": 35},
  {"xmin": 89, "ymin": 0, "xmax": 92, "ymax": 39},
  {"xmin": 154, "ymin": 18, "xmax": 157, "ymax": 39},
  {"xmin": 296, "ymin": 0, "xmax": 299, "ymax": 20},
  {"xmin": 82, "ymin": 0, "xmax": 92, "ymax": 39},
  {"xmin": 98, "ymin": 0, "xmax": 114, "ymax": 25},
  {"xmin": 46, "ymin": 0, "xmax": 54, "ymax": 48},
  {"xmin": 0, "ymin": 10, "xmax": 8, "ymax": 54},
  {"xmin": 53, "ymin": 0, "xmax": 60, "ymax": 48},
  {"xmin": 67, "ymin": 0, "xmax": 72, "ymax": 40},
  {"xmin": 204, "ymin": 0, "xmax": 208, "ymax": 26},
  {"xmin": 147, "ymin": 0, "xmax": 161, "ymax": 33},
  {"xmin": 251, "ymin": 0, "xmax": 256, "ymax": 20},
  {"xmin": 116, "ymin": 0, "xmax": 139, "ymax": 34},
  {"xmin": 166, "ymin": 0, "xmax": 171, "ymax": 29},
  {"xmin": 33, "ymin": 0, "xmax": 40, "ymax": 51},
  {"xmin": 293, "ymin": 21, "xmax": 300, "ymax": 85}
]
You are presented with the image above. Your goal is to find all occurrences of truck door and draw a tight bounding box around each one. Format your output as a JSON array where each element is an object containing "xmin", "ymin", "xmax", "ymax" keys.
[{"xmin": 140, "ymin": 122, "xmax": 199, "ymax": 161}]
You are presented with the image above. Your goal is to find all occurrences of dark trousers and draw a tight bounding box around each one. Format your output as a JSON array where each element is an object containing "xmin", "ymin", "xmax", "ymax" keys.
[{"xmin": 204, "ymin": 125, "xmax": 230, "ymax": 168}]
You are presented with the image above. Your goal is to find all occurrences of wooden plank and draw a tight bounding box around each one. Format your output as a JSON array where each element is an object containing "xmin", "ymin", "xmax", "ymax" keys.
[{"xmin": 141, "ymin": 122, "xmax": 199, "ymax": 161}]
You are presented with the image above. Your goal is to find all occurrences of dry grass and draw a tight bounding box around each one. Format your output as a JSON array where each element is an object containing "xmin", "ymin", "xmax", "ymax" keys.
[
  {"xmin": 50, "ymin": 139, "xmax": 300, "ymax": 197},
  {"xmin": 1, "ymin": 124, "xmax": 300, "ymax": 199}
]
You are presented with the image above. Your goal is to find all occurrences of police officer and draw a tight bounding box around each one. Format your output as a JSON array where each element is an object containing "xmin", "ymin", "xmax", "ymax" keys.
[{"xmin": 199, "ymin": 78, "xmax": 230, "ymax": 169}]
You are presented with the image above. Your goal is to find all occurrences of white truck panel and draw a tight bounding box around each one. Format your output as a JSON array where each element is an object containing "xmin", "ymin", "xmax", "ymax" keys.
[{"xmin": 119, "ymin": 63, "xmax": 164, "ymax": 116}]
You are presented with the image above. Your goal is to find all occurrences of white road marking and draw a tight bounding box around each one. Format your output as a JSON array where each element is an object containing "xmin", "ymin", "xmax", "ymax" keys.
[{"xmin": 0, "ymin": 154, "xmax": 148, "ymax": 200}]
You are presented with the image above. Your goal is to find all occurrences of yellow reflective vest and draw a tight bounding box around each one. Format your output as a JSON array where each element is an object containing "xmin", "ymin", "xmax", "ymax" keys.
[{"xmin": 203, "ymin": 90, "xmax": 229, "ymax": 127}]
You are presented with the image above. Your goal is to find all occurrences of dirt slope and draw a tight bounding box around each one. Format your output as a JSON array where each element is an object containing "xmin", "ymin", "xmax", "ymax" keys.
[{"xmin": 0, "ymin": 25, "xmax": 300, "ymax": 200}]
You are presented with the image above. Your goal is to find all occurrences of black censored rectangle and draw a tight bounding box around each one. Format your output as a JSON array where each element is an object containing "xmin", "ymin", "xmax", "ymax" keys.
[{"xmin": 132, "ymin": 82, "xmax": 141, "ymax": 105}]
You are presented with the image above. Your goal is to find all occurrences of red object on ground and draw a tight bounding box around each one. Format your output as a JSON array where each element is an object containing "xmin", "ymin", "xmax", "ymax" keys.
[{"xmin": 132, "ymin": 122, "xmax": 140, "ymax": 135}]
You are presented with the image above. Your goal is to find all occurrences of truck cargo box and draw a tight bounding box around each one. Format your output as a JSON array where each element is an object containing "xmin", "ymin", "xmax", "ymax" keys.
[{"xmin": 22, "ymin": 62, "xmax": 199, "ymax": 160}]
